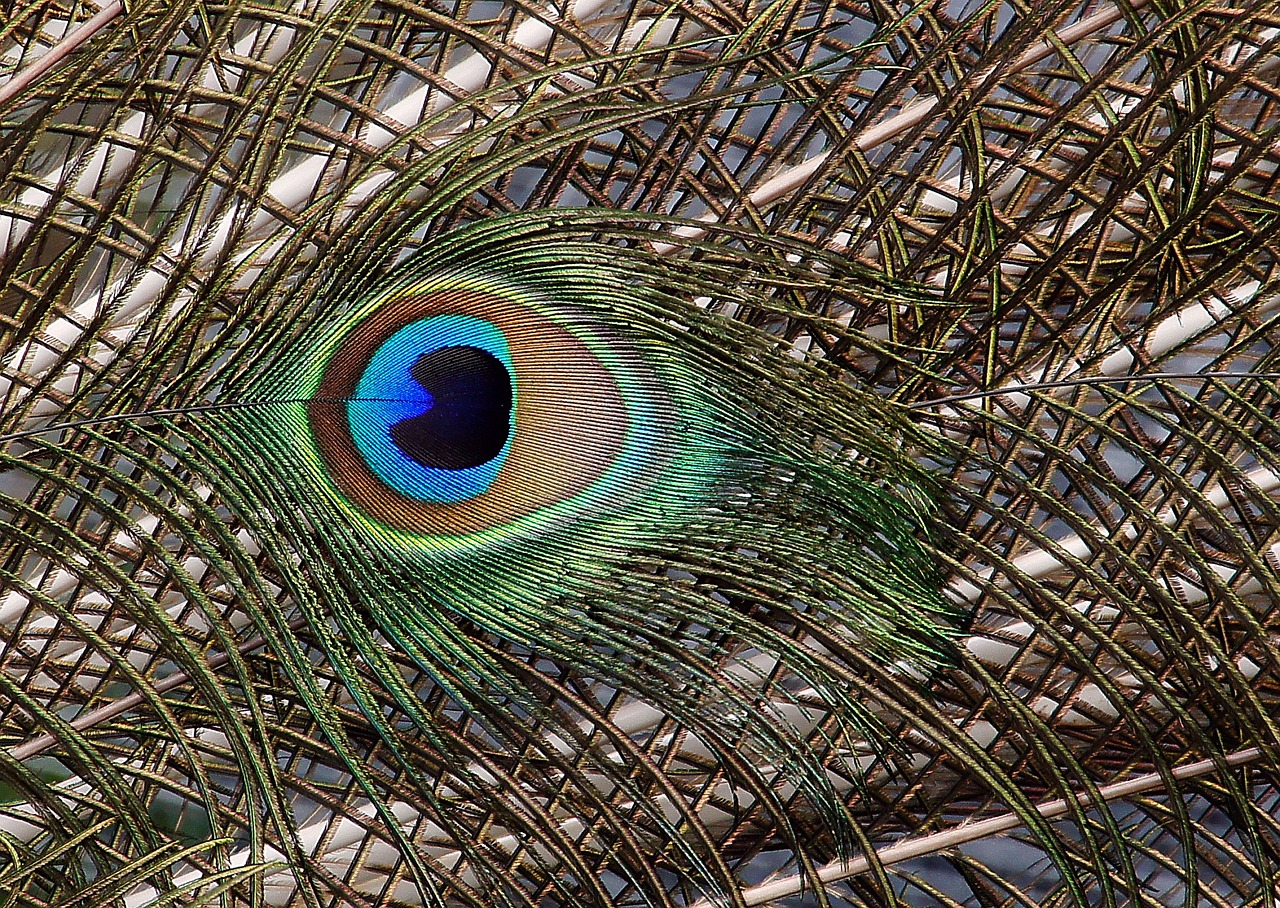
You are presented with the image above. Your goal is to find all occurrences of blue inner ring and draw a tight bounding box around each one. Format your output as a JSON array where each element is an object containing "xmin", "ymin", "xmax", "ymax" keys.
[{"xmin": 346, "ymin": 315, "xmax": 514, "ymax": 503}]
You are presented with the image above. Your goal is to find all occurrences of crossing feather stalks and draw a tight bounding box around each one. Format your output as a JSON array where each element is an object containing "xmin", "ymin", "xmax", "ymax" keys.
[{"xmin": 3, "ymin": 1, "xmax": 1280, "ymax": 906}]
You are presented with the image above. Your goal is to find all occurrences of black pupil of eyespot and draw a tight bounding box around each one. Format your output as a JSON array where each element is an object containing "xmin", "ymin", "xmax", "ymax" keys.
[{"xmin": 389, "ymin": 345, "xmax": 513, "ymax": 471}]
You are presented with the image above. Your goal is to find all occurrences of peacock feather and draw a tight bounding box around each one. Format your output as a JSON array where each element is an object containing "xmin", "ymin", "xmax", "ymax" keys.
[{"xmin": 2, "ymin": 0, "xmax": 1280, "ymax": 906}]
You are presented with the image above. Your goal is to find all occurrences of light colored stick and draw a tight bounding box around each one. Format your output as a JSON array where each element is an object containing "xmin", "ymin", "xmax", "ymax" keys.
[
  {"xmin": 650, "ymin": 0, "xmax": 1147, "ymax": 254},
  {"xmin": 715, "ymin": 744, "xmax": 1264, "ymax": 907},
  {"xmin": 0, "ymin": 2, "xmax": 123, "ymax": 107}
]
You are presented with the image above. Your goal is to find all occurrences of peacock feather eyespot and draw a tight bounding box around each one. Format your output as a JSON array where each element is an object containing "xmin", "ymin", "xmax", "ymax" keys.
[
  {"xmin": 200, "ymin": 231, "xmax": 960, "ymax": 864},
  {"xmin": 296, "ymin": 277, "xmax": 673, "ymax": 540},
  {"xmin": 230, "ymin": 236, "xmax": 955, "ymax": 700}
]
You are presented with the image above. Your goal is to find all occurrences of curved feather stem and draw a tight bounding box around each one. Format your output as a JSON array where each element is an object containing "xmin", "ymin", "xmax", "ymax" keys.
[{"xmin": 5, "ymin": 372, "xmax": 1278, "ymax": 445}]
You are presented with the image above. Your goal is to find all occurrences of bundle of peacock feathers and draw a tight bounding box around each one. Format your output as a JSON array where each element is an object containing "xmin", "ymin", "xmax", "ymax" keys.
[{"xmin": 3, "ymin": 0, "xmax": 1280, "ymax": 905}]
